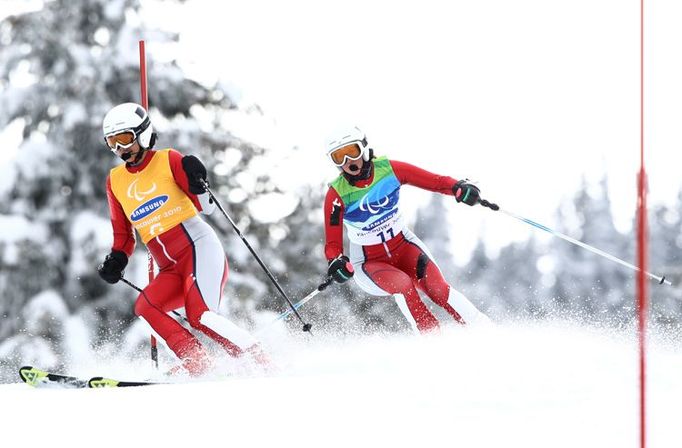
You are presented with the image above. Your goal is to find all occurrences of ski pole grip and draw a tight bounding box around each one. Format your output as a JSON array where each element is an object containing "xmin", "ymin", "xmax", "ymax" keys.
[
  {"xmin": 478, "ymin": 198, "xmax": 500, "ymax": 211},
  {"xmin": 200, "ymin": 177, "xmax": 209, "ymax": 191},
  {"xmin": 319, "ymin": 276, "xmax": 333, "ymax": 291}
]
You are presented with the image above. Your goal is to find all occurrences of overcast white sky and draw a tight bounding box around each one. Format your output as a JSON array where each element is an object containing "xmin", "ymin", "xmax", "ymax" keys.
[
  {"xmin": 146, "ymin": 0, "xmax": 682, "ymax": 263},
  {"xmin": 2, "ymin": 0, "xmax": 682, "ymax": 264}
]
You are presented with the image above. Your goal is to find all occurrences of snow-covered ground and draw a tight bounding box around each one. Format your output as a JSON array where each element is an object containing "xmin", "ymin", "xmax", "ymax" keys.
[{"xmin": 1, "ymin": 321, "xmax": 680, "ymax": 448}]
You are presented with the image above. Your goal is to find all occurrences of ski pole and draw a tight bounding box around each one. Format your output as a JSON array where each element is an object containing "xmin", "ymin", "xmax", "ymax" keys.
[
  {"xmin": 257, "ymin": 277, "xmax": 332, "ymax": 335},
  {"xmin": 272, "ymin": 277, "xmax": 333, "ymax": 322},
  {"xmin": 197, "ymin": 178, "xmax": 313, "ymax": 333},
  {"xmin": 477, "ymin": 198, "xmax": 672, "ymax": 286}
]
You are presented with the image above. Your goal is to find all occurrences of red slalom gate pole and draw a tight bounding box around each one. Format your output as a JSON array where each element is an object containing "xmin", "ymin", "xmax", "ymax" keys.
[
  {"xmin": 139, "ymin": 41, "xmax": 148, "ymax": 110},
  {"xmin": 637, "ymin": 172, "xmax": 648, "ymax": 448},
  {"xmin": 139, "ymin": 40, "xmax": 158, "ymax": 369},
  {"xmin": 637, "ymin": 1, "xmax": 648, "ymax": 446}
]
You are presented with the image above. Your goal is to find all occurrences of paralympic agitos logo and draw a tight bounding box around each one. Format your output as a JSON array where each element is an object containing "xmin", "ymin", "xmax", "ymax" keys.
[
  {"xmin": 359, "ymin": 193, "xmax": 391, "ymax": 214},
  {"xmin": 344, "ymin": 188, "xmax": 400, "ymax": 224},
  {"xmin": 126, "ymin": 179, "xmax": 167, "ymax": 222},
  {"xmin": 130, "ymin": 195, "xmax": 169, "ymax": 222}
]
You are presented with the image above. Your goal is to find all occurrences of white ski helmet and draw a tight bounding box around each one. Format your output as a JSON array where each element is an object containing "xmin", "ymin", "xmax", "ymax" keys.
[
  {"xmin": 102, "ymin": 102, "xmax": 156, "ymax": 150},
  {"xmin": 325, "ymin": 126, "xmax": 372, "ymax": 166}
]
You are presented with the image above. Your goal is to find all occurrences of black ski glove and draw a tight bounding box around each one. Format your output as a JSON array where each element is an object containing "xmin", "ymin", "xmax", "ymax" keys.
[
  {"xmin": 453, "ymin": 180, "xmax": 480, "ymax": 206},
  {"xmin": 97, "ymin": 251, "xmax": 128, "ymax": 284},
  {"xmin": 327, "ymin": 255, "xmax": 354, "ymax": 284},
  {"xmin": 182, "ymin": 155, "xmax": 208, "ymax": 195}
]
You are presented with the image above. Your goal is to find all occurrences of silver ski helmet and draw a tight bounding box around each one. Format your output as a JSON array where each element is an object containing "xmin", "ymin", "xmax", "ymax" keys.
[
  {"xmin": 102, "ymin": 102, "xmax": 156, "ymax": 151},
  {"xmin": 325, "ymin": 126, "xmax": 372, "ymax": 168}
]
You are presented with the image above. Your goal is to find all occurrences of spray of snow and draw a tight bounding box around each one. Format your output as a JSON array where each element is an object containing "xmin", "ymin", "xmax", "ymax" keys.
[{"xmin": 1, "ymin": 321, "xmax": 680, "ymax": 447}]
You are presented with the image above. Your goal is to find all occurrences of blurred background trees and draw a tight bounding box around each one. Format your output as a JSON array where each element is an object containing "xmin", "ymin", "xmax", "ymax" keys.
[{"xmin": 0, "ymin": 0, "xmax": 680, "ymax": 382}]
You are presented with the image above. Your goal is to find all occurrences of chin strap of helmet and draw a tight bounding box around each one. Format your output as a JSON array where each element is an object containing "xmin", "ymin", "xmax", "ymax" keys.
[
  {"xmin": 343, "ymin": 158, "xmax": 374, "ymax": 184},
  {"xmin": 119, "ymin": 152, "xmax": 133, "ymax": 162},
  {"xmin": 121, "ymin": 147, "xmax": 148, "ymax": 165},
  {"xmin": 147, "ymin": 131, "xmax": 157, "ymax": 150},
  {"xmin": 131, "ymin": 149, "xmax": 147, "ymax": 165}
]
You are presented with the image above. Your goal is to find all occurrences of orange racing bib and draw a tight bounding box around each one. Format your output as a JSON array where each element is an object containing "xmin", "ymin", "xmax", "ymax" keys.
[{"xmin": 109, "ymin": 149, "xmax": 197, "ymax": 243}]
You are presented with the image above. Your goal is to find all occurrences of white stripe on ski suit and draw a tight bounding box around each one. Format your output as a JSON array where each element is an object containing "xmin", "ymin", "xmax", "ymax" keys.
[
  {"xmin": 393, "ymin": 293, "xmax": 420, "ymax": 334},
  {"xmin": 155, "ymin": 235, "xmax": 177, "ymax": 264},
  {"xmin": 183, "ymin": 216, "xmax": 224, "ymax": 312},
  {"xmin": 183, "ymin": 216, "xmax": 257, "ymax": 350},
  {"xmin": 200, "ymin": 311, "xmax": 257, "ymax": 349},
  {"xmin": 446, "ymin": 289, "xmax": 491, "ymax": 325}
]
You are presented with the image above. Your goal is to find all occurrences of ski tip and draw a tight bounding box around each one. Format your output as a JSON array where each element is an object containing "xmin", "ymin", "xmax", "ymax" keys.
[
  {"xmin": 19, "ymin": 365, "xmax": 35, "ymax": 375},
  {"xmin": 19, "ymin": 366, "xmax": 47, "ymax": 387},
  {"xmin": 88, "ymin": 377, "xmax": 157, "ymax": 388},
  {"xmin": 88, "ymin": 377, "xmax": 120, "ymax": 388}
]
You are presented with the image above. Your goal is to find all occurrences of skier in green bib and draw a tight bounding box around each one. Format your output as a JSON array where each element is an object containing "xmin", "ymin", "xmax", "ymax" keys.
[{"xmin": 323, "ymin": 126, "xmax": 489, "ymax": 333}]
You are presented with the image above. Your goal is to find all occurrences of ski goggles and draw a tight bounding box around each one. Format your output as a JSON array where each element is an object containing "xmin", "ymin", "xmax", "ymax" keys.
[
  {"xmin": 328, "ymin": 140, "xmax": 367, "ymax": 166},
  {"xmin": 104, "ymin": 130, "xmax": 137, "ymax": 152}
]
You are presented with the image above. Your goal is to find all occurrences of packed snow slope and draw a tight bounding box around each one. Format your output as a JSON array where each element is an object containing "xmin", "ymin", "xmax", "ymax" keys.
[{"xmin": 1, "ymin": 321, "xmax": 680, "ymax": 448}]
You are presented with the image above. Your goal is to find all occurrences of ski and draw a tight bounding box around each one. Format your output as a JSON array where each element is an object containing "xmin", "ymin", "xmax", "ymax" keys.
[
  {"xmin": 19, "ymin": 365, "xmax": 88, "ymax": 389},
  {"xmin": 87, "ymin": 377, "xmax": 159, "ymax": 388},
  {"xmin": 19, "ymin": 366, "xmax": 160, "ymax": 388}
]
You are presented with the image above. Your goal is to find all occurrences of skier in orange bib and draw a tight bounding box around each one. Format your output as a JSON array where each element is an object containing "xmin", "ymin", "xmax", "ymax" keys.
[{"xmin": 97, "ymin": 103, "xmax": 268, "ymax": 375}]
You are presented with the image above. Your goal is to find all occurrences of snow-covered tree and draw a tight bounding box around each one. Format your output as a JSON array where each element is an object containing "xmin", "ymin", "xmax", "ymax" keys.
[
  {"xmin": 457, "ymin": 239, "xmax": 496, "ymax": 315},
  {"xmin": 413, "ymin": 193, "xmax": 457, "ymax": 280},
  {"xmin": 490, "ymin": 237, "xmax": 544, "ymax": 317},
  {"xmin": 0, "ymin": 0, "xmax": 315, "ymax": 381},
  {"xmin": 550, "ymin": 176, "xmax": 632, "ymax": 322},
  {"xmin": 648, "ymin": 191, "xmax": 682, "ymax": 327}
]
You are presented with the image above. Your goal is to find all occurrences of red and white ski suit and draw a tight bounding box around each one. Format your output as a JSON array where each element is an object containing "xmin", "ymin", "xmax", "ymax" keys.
[
  {"xmin": 324, "ymin": 159, "xmax": 488, "ymax": 333},
  {"xmin": 106, "ymin": 149, "xmax": 259, "ymax": 373}
]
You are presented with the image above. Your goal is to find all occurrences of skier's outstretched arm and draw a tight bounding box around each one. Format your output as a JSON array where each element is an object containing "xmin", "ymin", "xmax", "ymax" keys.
[{"xmin": 390, "ymin": 160, "xmax": 480, "ymax": 206}]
